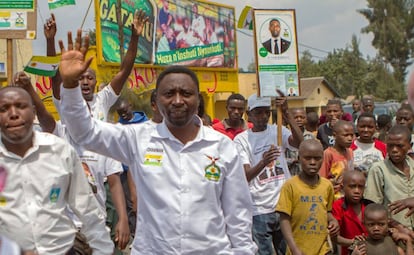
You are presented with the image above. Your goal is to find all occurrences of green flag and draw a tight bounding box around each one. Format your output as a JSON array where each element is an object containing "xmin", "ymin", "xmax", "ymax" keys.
[
  {"xmin": 24, "ymin": 56, "xmax": 60, "ymax": 77},
  {"xmin": 48, "ymin": 0, "xmax": 76, "ymax": 10}
]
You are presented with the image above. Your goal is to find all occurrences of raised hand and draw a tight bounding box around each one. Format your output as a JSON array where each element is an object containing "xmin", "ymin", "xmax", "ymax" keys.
[
  {"xmin": 12, "ymin": 71, "xmax": 32, "ymax": 90},
  {"xmin": 389, "ymin": 197, "xmax": 414, "ymax": 217},
  {"xmin": 44, "ymin": 14, "xmax": 57, "ymax": 39},
  {"xmin": 262, "ymin": 144, "xmax": 281, "ymax": 167},
  {"xmin": 275, "ymin": 89, "xmax": 287, "ymax": 108},
  {"xmin": 132, "ymin": 9, "xmax": 149, "ymax": 36},
  {"xmin": 58, "ymin": 30, "xmax": 93, "ymax": 88}
]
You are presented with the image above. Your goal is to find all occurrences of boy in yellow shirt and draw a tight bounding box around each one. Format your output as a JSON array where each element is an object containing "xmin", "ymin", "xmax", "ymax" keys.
[{"xmin": 277, "ymin": 139, "xmax": 339, "ymax": 255}]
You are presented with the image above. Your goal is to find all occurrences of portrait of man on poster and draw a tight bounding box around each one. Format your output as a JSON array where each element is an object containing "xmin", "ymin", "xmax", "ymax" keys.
[{"xmin": 262, "ymin": 18, "xmax": 291, "ymax": 55}]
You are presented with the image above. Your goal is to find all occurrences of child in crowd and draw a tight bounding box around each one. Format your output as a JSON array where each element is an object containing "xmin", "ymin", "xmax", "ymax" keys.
[
  {"xmin": 364, "ymin": 125, "xmax": 414, "ymax": 230},
  {"xmin": 332, "ymin": 171, "xmax": 371, "ymax": 255},
  {"xmin": 317, "ymin": 99, "xmax": 344, "ymax": 149},
  {"xmin": 306, "ymin": 111, "xmax": 320, "ymax": 137},
  {"xmin": 396, "ymin": 105, "xmax": 414, "ymax": 133},
  {"xmin": 351, "ymin": 203, "xmax": 413, "ymax": 255},
  {"xmin": 396, "ymin": 105, "xmax": 414, "ymax": 156},
  {"xmin": 286, "ymin": 108, "xmax": 315, "ymax": 175},
  {"xmin": 277, "ymin": 139, "xmax": 339, "ymax": 255},
  {"xmin": 320, "ymin": 120, "xmax": 355, "ymax": 199},
  {"xmin": 351, "ymin": 113, "xmax": 387, "ymax": 175},
  {"xmin": 375, "ymin": 114, "xmax": 392, "ymax": 143}
]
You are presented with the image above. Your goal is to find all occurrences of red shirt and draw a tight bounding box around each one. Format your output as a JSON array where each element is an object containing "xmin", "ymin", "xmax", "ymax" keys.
[
  {"xmin": 212, "ymin": 119, "xmax": 253, "ymax": 140},
  {"xmin": 332, "ymin": 197, "xmax": 371, "ymax": 255}
]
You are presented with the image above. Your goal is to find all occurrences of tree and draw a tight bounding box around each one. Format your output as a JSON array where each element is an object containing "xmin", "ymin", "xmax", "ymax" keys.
[
  {"xmin": 367, "ymin": 56, "xmax": 405, "ymax": 100},
  {"xmin": 318, "ymin": 49, "xmax": 347, "ymax": 95},
  {"xmin": 299, "ymin": 50, "xmax": 320, "ymax": 77},
  {"xmin": 341, "ymin": 35, "xmax": 369, "ymax": 98},
  {"xmin": 358, "ymin": 0, "xmax": 414, "ymax": 83},
  {"xmin": 88, "ymin": 29, "xmax": 96, "ymax": 46},
  {"xmin": 247, "ymin": 60, "xmax": 257, "ymax": 72}
]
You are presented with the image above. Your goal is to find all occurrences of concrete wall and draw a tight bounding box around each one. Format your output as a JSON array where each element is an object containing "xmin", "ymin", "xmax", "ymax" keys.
[{"xmin": 0, "ymin": 39, "xmax": 33, "ymax": 85}]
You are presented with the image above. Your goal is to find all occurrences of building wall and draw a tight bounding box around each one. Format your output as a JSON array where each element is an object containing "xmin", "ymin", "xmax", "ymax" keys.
[
  {"xmin": 0, "ymin": 39, "xmax": 33, "ymax": 85},
  {"xmin": 226, "ymin": 73, "xmax": 338, "ymax": 117},
  {"xmin": 305, "ymin": 82, "xmax": 336, "ymax": 114},
  {"xmin": 238, "ymin": 73, "xmax": 257, "ymax": 98}
]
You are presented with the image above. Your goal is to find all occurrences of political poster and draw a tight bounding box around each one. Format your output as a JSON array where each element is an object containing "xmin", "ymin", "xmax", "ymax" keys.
[{"xmin": 253, "ymin": 9, "xmax": 300, "ymax": 97}]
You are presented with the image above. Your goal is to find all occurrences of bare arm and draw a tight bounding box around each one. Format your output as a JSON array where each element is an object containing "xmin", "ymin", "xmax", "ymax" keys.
[
  {"xmin": 107, "ymin": 174, "xmax": 130, "ymax": 250},
  {"xmin": 44, "ymin": 13, "xmax": 62, "ymax": 99},
  {"xmin": 275, "ymin": 89, "xmax": 303, "ymax": 148},
  {"xmin": 336, "ymin": 235, "xmax": 354, "ymax": 247},
  {"xmin": 327, "ymin": 212, "xmax": 340, "ymax": 243},
  {"xmin": 110, "ymin": 10, "xmax": 149, "ymax": 95},
  {"xmin": 44, "ymin": 14, "xmax": 57, "ymax": 57},
  {"xmin": 127, "ymin": 170, "xmax": 137, "ymax": 213},
  {"xmin": 13, "ymin": 72, "xmax": 56, "ymax": 133},
  {"xmin": 280, "ymin": 212, "xmax": 305, "ymax": 255},
  {"xmin": 389, "ymin": 198, "xmax": 414, "ymax": 218}
]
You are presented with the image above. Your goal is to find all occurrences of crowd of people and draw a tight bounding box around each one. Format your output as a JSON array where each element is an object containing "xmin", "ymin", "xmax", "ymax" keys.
[{"xmin": 3, "ymin": 7, "xmax": 414, "ymax": 255}]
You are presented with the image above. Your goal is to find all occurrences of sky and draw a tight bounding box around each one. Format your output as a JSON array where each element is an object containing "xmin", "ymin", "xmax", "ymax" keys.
[{"xmin": 32, "ymin": 0, "xmax": 377, "ymax": 71}]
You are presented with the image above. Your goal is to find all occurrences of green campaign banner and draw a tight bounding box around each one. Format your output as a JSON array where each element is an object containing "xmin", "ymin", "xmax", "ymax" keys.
[
  {"xmin": 0, "ymin": 0, "xmax": 34, "ymax": 10},
  {"xmin": 154, "ymin": 0, "xmax": 236, "ymax": 68},
  {"xmin": 155, "ymin": 42, "xmax": 224, "ymax": 65},
  {"xmin": 98, "ymin": 0, "xmax": 155, "ymax": 64}
]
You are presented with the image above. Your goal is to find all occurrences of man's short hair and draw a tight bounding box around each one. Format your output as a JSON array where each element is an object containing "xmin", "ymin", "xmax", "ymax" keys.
[
  {"xmin": 156, "ymin": 66, "xmax": 199, "ymax": 91},
  {"xmin": 306, "ymin": 112, "xmax": 319, "ymax": 126},
  {"xmin": 377, "ymin": 114, "xmax": 392, "ymax": 129},
  {"xmin": 1, "ymin": 86, "xmax": 33, "ymax": 105},
  {"xmin": 362, "ymin": 97, "xmax": 374, "ymax": 105},
  {"xmin": 397, "ymin": 104, "xmax": 414, "ymax": 116},
  {"xmin": 86, "ymin": 68, "xmax": 96, "ymax": 78},
  {"xmin": 269, "ymin": 18, "xmax": 280, "ymax": 25},
  {"xmin": 226, "ymin": 93, "xmax": 246, "ymax": 106},
  {"xmin": 388, "ymin": 124, "xmax": 412, "ymax": 143},
  {"xmin": 332, "ymin": 120, "xmax": 353, "ymax": 133},
  {"xmin": 150, "ymin": 89, "xmax": 157, "ymax": 104},
  {"xmin": 327, "ymin": 99, "xmax": 343, "ymax": 109},
  {"xmin": 364, "ymin": 203, "xmax": 387, "ymax": 219},
  {"xmin": 357, "ymin": 112, "xmax": 376, "ymax": 123}
]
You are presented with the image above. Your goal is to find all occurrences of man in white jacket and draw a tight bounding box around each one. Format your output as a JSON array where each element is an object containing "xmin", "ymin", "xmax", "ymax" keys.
[
  {"xmin": 0, "ymin": 86, "xmax": 113, "ymax": 255},
  {"xmin": 58, "ymin": 30, "xmax": 257, "ymax": 255}
]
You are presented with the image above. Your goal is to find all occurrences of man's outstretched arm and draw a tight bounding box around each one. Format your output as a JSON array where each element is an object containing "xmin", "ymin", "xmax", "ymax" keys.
[{"xmin": 110, "ymin": 9, "xmax": 149, "ymax": 95}]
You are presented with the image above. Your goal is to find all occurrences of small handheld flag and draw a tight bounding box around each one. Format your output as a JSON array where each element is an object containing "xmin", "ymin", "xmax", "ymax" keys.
[
  {"xmin": 24, "ymin": 56, "xmax": 60, "ymax": 77},
  {"xmin": 48, "ymin": 0, "xmax": 76, "ymax": 10}
]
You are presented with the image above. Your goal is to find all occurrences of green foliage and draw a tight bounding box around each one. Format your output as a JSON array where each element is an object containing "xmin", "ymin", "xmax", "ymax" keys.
[
  {"xmin": 299, "ymin": 50, "xmax": 320, "ymax": 77},
  {"xmin": 88, "ymin": 29, "xmax": 96, "ymax": 46},
  {"xmin": 298, "ymin": 35, "xmax": 405, "ymax": 101},
  {"xmin": 295, "ymin": 0, "xmax": 413, "ymax": 101},
  {"xmin": 247, "ymin": 60, "xmax": 257, "ymax": 73},
  {"xmin": 358, "ymin": 0, "xmax": 414, "ymax": 83}
]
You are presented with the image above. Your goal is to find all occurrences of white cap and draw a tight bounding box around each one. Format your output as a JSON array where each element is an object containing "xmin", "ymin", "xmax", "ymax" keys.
[{"xmin": 247, "ymin": 94, "xmax": 271, "ymax": 111}]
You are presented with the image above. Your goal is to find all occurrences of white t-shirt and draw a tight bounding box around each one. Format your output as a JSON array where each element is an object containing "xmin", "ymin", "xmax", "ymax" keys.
[
  {"xmin": 54, "ymin": 83, "xmax": 119, "ymax": 123},
  {"xmin": 0, "ymin": 235, "xmax": 21, "ymax": 255},
  {"xmin": 353, "ymin": 140, "xmax": 385, "ymax": 172},
  {"xmin": 79, "ymin": 150, "xmax": 123, "ymax": 210},
  {"xmin": 234, "ymin": 124, "xmax": 294, "ymax": 216},
  {"xmin": 53, "ymin": 122, "xmax": 123, "ymax": 211}
]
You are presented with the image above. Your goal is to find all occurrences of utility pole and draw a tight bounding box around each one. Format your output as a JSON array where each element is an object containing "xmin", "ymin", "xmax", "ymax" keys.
[
  {"xmin": 116, "ymin": 0, "xmax": 124, "ymax": 61},
  {"xmin": 6, "ymin": 39, "xmax": 13, "ymax": 85}
]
